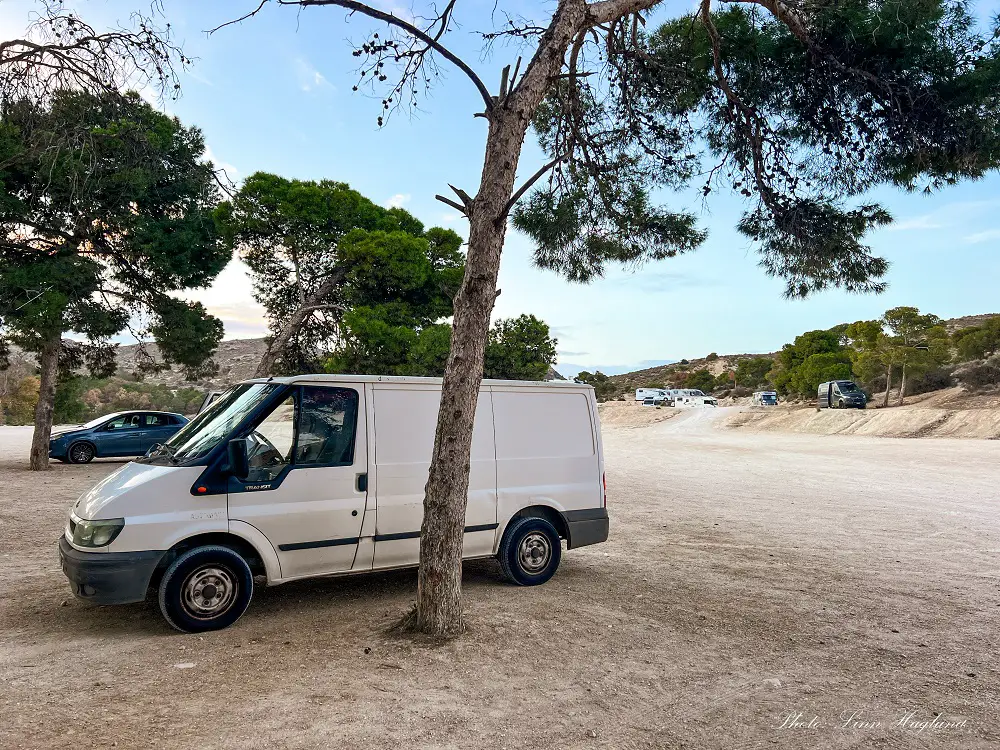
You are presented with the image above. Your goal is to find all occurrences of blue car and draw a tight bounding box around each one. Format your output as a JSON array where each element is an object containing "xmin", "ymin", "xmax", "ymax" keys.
[{"xmin": 49, "ymin": 411, "xmax": 189, "ymax": 464}]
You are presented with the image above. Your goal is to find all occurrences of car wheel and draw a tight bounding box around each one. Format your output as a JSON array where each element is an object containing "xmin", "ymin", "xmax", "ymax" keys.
[
  {"xmin": 67, "ymin": 441, "xmax": 95, "ymax": 464},
  {"xmin": 836, "ymin": 399, "xmax": 845, "ymax": 409},
  {"xmin": 158, "ymin": 545, "xmax": 254, "ymax": 633},
  {"xmin": 498, "ymin": 516, "xmax": 562, "ymax": 586}
]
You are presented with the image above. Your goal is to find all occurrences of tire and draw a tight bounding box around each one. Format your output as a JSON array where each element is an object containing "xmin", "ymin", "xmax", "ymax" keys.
[
  {"xmin": 67, "ymin": 441, "xmax": 95, "ymax": 464},
  {"xmin": 497, "ymin": 516, "xmax": 562, "ymax": 586},
  {"xmin": 836, "ymin": 399, "xmax": 845, "ymax": 409},
  {"xmin": 158, "ymin": 545, "xmax": 254, "ymax": 633}
]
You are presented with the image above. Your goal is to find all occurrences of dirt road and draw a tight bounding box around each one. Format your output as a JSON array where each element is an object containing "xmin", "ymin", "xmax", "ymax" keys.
[{"xmin": 1, "ymin": 417, "xmax": 999, "ymax": 749}]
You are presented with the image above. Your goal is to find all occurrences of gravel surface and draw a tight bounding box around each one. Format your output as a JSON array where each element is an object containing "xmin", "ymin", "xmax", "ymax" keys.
[{"xmin": 1, "ymin": 413, "xmax": 999, "ymax": 749}]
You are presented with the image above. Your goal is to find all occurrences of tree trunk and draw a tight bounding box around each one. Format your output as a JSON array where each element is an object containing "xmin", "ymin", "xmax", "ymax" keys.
[
  {"xmin": 29, "ymin": 331, "xmax": 61, "ymax": 471},
  {"xmin": 896, "ymin": 363, "xmax": 907, "ymax": 407},
  {"xmin": 254, "ymin": 270, "xmax": 346, "ymax": 377},
  {"xmin": 255, "ymin": 314, "xmax": 305, "ymax": 378},
  {"xmin": 416, "ymin": 114, "xmax": 526, "ymax": 635},
  {"xmin": 882, "ymin": 364, "xmax": 893, "ymax": 408},
  {"xmin": 415, "ymin": 0, "xmax": 590, "ymax": 635}
]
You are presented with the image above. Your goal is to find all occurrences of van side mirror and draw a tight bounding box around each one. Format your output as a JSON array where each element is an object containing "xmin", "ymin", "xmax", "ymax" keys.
[{"xmin": 227, "ymin": 439, "xmax": 249, "ymax": 480}]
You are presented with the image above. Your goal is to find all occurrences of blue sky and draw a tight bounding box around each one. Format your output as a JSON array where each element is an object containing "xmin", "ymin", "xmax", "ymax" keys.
[{"xmin": 4, "ymin": 0, "xmax": 1000, "ymax": 374}]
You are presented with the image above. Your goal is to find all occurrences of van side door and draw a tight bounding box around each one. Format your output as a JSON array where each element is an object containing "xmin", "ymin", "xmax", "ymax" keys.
[
  {"xmin": 227, "ymin": 384, "xmax": 369, "ymax": 580},
  {"xmin": 371, "ymin": 385, "xmax": 497, "ymax": 569}
]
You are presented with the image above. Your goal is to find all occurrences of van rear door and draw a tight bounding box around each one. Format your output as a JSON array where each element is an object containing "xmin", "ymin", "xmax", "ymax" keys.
[{"xmin": 227, "ymin": 384, "xmax": 369, "ymax": 580}]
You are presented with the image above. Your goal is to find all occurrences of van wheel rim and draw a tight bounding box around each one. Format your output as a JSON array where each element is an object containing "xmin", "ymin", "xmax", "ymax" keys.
[
  {"xmin": 71, "ymin": 444, "xmax": 92, "ymax": 462},
  {"xmin": 181, "ymin": 566, "xmax": 237, "ymax": 619},
  {"xmin": 518, "ymin": 532, "xmax": 551, "ymax": 574}
]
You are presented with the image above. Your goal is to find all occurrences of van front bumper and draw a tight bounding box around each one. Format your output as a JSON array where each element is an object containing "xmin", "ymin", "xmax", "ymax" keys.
[
  {"xmin": 565, "ymin": 508, "xmax": 609, "ymax": 549},
  {"xmin": 58, "ymin": 537, "xmax": 164, "ymax": 605}
]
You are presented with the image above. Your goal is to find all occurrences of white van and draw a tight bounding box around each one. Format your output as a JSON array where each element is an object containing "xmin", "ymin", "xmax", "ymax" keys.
[
  {"xmin": 752, "ymin": 391, "xmax": 778, "ymax": 406},
  {"xmin": 635, "ymin": 388, "xmax": 668, "ymax": 404},
  {"xmin": 667, "ymin": 389, "xmax": 718, "ymax": 408},
  {"xmin": 59, "ymin": 375, "xmax": 609, "ymax": 632}
]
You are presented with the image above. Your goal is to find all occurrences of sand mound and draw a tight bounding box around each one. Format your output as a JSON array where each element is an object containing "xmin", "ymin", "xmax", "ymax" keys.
[
  {"xmin": 597, "ymin": 399, "xmax": 681, "ymax": 429},
  {"xmin": 725, "ymin": 396, "xmax": 1000, "ymax": 440}
]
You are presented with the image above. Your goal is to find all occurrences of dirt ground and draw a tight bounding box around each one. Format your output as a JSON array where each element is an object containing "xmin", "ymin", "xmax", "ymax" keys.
[{"xmin": 2, "ymin": 412, "xmax": 999, "ymax": 750}]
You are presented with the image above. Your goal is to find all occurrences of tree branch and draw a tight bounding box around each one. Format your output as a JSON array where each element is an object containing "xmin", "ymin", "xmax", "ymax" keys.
[
  {"xmin": 504, "ymin": 153, "xmax": 569, "ymax": 216},
  {"xmin": 278, "ymin": 0, "xmax": 495, "ymax": 112},
  {"xmin": 435, "ymin": 194, "xmax": 467, "ymax": 215},
  {"xmin": 587, "ymin": 0, "xmax": 662, "ymax": 25}
]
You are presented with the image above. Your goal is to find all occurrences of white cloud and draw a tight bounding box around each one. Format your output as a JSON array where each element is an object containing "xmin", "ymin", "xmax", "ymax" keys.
[
  {"xmin": 964, "ymin": 229, "xmax": 1000, "ymax": 244},
  {"xmin": 370, "ymin": 1, "xmax": 415, "ymax": 22},
  {"xmin": 182, "ymin": 259, "xmax": 268, "ymax": 340},
  {"xmin": 886, "ymin": 199, "xmax": 1000, "ymax": 233},
  {"xmin": 203, "ymin": 145, "xmax": 240, "ymax": 184},
  {"xmin": 887, "ymin": 215, "xmax": 943, "ymax": 232},
  {"xmin": 385, "ymin": 193, "xmax": 411, "ymax": 208},
  {"xmin": 294, "ymin": 57, "xmax": 333, "ymax": 93}
]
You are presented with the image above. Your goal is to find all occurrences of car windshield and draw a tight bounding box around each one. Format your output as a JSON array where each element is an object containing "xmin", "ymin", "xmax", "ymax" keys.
[
  {"xmin": 160, "ymin": 383, "xmax": 281, "ymax": 463},
  {"xmin": 689, "ymin": 390, "xmax": 705, "ymax": 396},
  {"xmin": 837, "ymin": 382, "xmax": 860, "ymax": 393},
  {"xmin": 81, "ymin": 413, "xmax": 120, "ymax": 429},
  {"xmin": 762, "ymin": 395, "xmax": 777, "ymax": 402}
]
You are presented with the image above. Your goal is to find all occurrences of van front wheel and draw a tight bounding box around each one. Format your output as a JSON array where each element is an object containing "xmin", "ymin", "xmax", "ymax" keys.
[
  {"xmin": 498, "ymin": 516, "xmax": 562, "ymax": 586},
  {"xmin": 158, "ymin": 545, "xmax": 254, "ymax": 633}
]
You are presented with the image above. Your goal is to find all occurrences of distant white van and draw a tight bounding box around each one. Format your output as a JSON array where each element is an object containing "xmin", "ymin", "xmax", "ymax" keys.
[
  {"xmin": 59, "ymin": 375, "xmax": 609, "ymax": 633},
  {"xmin": 635, "ymin": 388, "xmax": 667, "ymax": 402},
  {"xmin": 752, "ymin": 391, "xmax": 778, "ymax": 406},
  {"xmin": 667, "ymin": 389, "xmax": 718, "ymax": 408}
]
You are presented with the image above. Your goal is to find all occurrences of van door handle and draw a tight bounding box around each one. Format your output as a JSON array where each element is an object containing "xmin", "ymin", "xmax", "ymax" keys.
[{"xmin": 356, "ymin": 473, "xmax": 368, "ymax": 492}]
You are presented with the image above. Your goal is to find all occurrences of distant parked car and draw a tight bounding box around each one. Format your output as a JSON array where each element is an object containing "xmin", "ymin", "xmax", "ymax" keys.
[{"xmin": 49, "ymin": 411, "xmax": 189, "ymax": 464}]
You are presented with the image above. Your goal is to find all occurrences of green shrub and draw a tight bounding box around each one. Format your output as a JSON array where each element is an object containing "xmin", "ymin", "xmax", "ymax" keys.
[{"xmin": 956, "ymin": 357, "xmax": 1000, "ymax": 390}]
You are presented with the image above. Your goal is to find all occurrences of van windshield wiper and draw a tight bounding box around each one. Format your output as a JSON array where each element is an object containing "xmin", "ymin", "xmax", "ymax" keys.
[{"xmin": 148, "ymin": 442, "xmax": 178, "ymax": 464}]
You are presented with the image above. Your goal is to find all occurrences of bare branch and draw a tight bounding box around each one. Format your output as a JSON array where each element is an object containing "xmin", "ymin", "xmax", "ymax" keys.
[
  {"xmin": 435, "ymin": 194, "xmax": 467, "ymax": 214},
  {"xmin": 277, "ymin": 0, "xmax": 495, "ymax": 112},
  {"xmin": 504, "ymin": 153, "xmax": 569, "ymax": 216},
  {"xmin": 0, "ymin": 1, "xmax": 187, "ymax": 104}
]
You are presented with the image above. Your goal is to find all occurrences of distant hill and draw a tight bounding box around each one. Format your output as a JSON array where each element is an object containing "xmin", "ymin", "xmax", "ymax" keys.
[
  {"xmin": 606, "ymin": 312, "xmax": 1000, "ymax": 392},
  {"xmin": 115, "ymin": 338, "xmax": 568, "ymax": 386},
  {"xmin": 115, "ymin": 338, "xmax": 267, "ymax": 387},
  {"xmin": 609, "ymin": 351, "xmax": 775, "ymax": 392},
  {"xmin": 942, "ymin": 312, "xmax": 1000, "ymax": 333}
]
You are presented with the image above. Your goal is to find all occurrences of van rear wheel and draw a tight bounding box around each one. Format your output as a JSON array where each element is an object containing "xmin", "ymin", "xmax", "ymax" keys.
[
  {"xmin": 498, "ymin": 516, "xmax": 562, "ymax": 586},
  {"xmin": 158, "ymin": 545, "xmax": 253, "ymax": 633}
]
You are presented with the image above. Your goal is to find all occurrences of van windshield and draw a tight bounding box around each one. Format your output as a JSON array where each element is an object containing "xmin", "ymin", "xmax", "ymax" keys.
[
  {"xmin": 837, "ymin": 382, "xmax": 860, "ymax": 393},
  {"xmin": 158, "ymin": 383, "xmax": 281, "ymax": 464}
]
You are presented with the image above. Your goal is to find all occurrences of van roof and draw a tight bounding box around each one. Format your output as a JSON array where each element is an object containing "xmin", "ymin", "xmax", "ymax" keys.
[{"xmin": 244, "ymin": 374, "xmax": 590, "ymax": 389}]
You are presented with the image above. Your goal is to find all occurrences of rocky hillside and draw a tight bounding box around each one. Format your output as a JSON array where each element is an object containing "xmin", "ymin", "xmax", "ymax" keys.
[
  {"xmin": 942, "ymin": 312, "xmax": 1000, "ymax": 333},
  {"xmin": 608, "ymin": 351, "xmax": 774, "ymax": 392},
  {"xmin": 607, "ymin": 312, "xmax": 1000, "ymax": 392},
  {"xmin": 115, "ymin": 338, "xmax": 566, "ymax": 387},
  {"xmin": 115, "ymin": 338, "xmax": 267, "ymax": 388}
]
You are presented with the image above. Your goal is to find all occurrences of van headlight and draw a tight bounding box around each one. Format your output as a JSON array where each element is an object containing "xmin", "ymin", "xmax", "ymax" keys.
[{"xmin": 72, "ymin": 518, "xmax": 125, "ymax": 548}]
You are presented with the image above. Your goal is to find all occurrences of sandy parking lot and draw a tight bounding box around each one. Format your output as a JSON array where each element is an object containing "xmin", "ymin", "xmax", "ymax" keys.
[{"xmin": 2, "ymin": 412, "xmax": 999, "ymax": 749}]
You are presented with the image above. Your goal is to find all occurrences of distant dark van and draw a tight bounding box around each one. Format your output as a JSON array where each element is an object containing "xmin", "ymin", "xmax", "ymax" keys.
[{"xmin": 818, "ymin": 381, "xmax": 867, "ymax": 410}]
